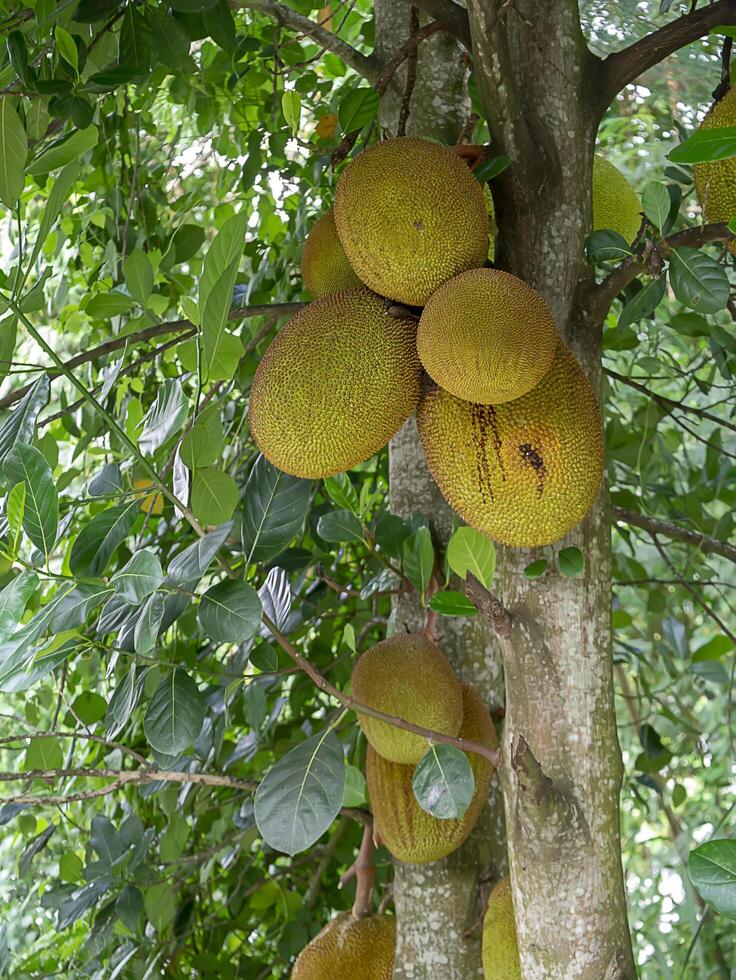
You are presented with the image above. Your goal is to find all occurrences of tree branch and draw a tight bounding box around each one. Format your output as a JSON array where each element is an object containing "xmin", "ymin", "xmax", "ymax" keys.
[
  {"xmin": 587, "ymin": 223, "xmax": 734, "ymax": 325},
  {"xmin": 461, "ymin": 574, "xmax": 512, "ymax": 638},
  {"xmin": 605, "ymin": 368, "xmax": 736, "ymax": 435},
  {"xmin": 598, "ymin": 0, "xmax": 736, "ymax": 107},
  {"xmin": 412, "ymin": 0, "xmax": 471, "ymax": 49},
  {"xmin": 612, "ymin": 507, "xmax": 736, "ymax": 565},
  {"xmin": 350, "ymin": 824, "xmax": 375, "ymax": 918},
  {"xmin": 232, "ymin": 0, "xmax": 382, "ymax": 82}
]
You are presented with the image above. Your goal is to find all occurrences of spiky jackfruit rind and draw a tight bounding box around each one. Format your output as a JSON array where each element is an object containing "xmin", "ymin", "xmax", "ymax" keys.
[
  {"xmin": 417, "ymin": 268, "xmax": 559, "ymax": 405},
  {"xmin": 352, "ymin": 633, "xmax": 463, "ymax": 765},
  {"xmin": 693, "ymin": 86, "xmax": 736, "ymax": 256},
  {"xmin": 592, "ymin": 155, "xmax": 642, "ymax": 244},
  {"xmin": 417, "ymin": 343, "xmax": 605, "ymax": 548},
  {"xmin": 367, "ymin": 683, "xmax": 496, "ymax": 864},
  {"xmin": 482, "ymin": 878, "xmax": 521, "ymax": 980},
  {"xmin": 334, "ymin": 138, "xmax": 489, "ymax": 306},
  {"xmin": 291, "ymin": 912, "xmax": 395, "ymax": 979},
  {"xmin": 301, "ymin": 210, "xmax": 364, "ymax": 298},
  {"xmin": 248, "ymin": 288, "xmax": 421, "ymax": 479}
]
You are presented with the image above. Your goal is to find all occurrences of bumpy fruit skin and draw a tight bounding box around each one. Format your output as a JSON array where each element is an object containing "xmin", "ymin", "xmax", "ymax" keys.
[
  {"xmin": 417, "ymin": 268, "xmax": 559, "ymax": 404},
  {"xmin": 693, "ymin": 86, "xmax": 736, "ymax": 255},
  {"xmin": 291, "ymin": 912, "xmax": 395, "ymax": 979},
  {"xmin": 334, "ymin": 138, "xmax": 489, "ymax": 306},
  {"xmin": 367, "ymin": 684, "xmax": 496, "ymax": 864},
  {"xmin": 417, "ymin": 343, "xmax": 604, "ymax": 548},
  {"xmin": 248, "ymin": 288, "xmax": 421, "ymax": 479},
  {"xmin": 301, "ymin": 210, "xmax": 364, "ymax": 298},
  {"xmin": 482, "ymin": 878, "xmax": 521, "ymax": 980},
  {"xmin": 592, "ymin": 155, "xmax": 641, "ymax": 244},
  {"xmin": 352, "ymin": 633, "xmax": 463, "ymax": 765}
]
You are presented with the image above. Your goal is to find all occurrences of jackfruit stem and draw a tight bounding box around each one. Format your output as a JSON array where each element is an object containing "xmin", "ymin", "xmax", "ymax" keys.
[{"xmin": 350, "ymin": 825, "xmax": 376, "ymax": 919}]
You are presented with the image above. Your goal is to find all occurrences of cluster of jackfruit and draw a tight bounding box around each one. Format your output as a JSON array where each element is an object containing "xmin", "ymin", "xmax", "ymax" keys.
[
  {"xmin": 693, "ymin": 84, "xmax": 736, "ymax": 255},
  {"xmin": 250, "ymin": 137, "xmax": 640, "ymax": 547},
  {"xmin": 353, "ymin": 632, "xmax": 497, "ymax": 864}
]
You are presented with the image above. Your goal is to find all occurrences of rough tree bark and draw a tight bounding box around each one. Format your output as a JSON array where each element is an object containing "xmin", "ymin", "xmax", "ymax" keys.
[{"xmin": 376, "ymin": 3, "xmax": 506, "ymax": 977}]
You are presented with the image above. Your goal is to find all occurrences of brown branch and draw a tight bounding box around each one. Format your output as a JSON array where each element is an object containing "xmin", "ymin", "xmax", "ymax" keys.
[
  {"xmin": 588, "ymin": 223, "xmax": 735, "ymax": 325},
  {"xmin": 462, "ymin": 573, "xmax": 513, "ymax": 638},
  {"xmin": 397, "ymin": 7, "xmax": 421, "ymax": 137},
  {"xmin": 412, "ymin": 0, "xmax": 471, "ymax": 48},
  {"xmin": 263, "ymin": 614, "xmax": 503, "ymax": 767},
  {"xmin": 0, "ymin": 303, "xmax": 303, "ymax": 410},
  {"xmin": 350, "ymin": 824, "xmax": 375, "ymax": 918},
  {"xmin": 612, "ymin": 508, "xmax": 736, "ymax": 566},
  {"xmin": 598, "ymin": 0, "xmax": 736, "ymax": 108},
  {"xmin": 0, "ymin": 730, "xmax": 148, "ymax": 766},
  {"xmin": 605, "ymin": 368, "xmax": 736, "ymax": 435}
]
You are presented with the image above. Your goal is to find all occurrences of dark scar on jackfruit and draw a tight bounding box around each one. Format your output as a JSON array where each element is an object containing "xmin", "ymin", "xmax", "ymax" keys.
[
  {"xmin": 470, "ymin": 404, "xmax": 505, "ymax": 503},
  {"xmin": 518, "ymin": 443, "xmax": 547, "ymax": 496}
]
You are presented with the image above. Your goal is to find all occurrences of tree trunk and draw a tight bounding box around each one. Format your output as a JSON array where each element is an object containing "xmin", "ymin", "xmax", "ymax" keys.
[{"xmin": 376, "ymin": 4, "xmax": 506, "ymax": 977}]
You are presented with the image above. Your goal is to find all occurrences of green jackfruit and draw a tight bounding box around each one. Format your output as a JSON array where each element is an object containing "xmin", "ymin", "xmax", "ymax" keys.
[
  {"xmin": 367, "ymin": 683, "xmax": 496, "ymax": 864},
  {"xmin": 482, "ymin": 878, "xmax": 521, "ymax": 980},
  {"xmin": 334, "ymin": 138, "xmax": 489, "ymax": 306},
  {"xmin": 248, "ymin": 288, "xmax": 421, "ymax": 479},
  {"xmin": 292, "ymin": 912, "xmax": 395, "ymax": 979},
  {"xmin": 592, "ymin": 155, "xmax": 641, "ymax": 244},
  {"xmin": 417, "ymin": 343, "xmax": 604, "ymax": 547},
  {"xmin": 416, "ymin": 268, "xmax": 559, "ymax": 404},
  {"xmin": 693, "ymin": 85, "xmax": 736, "ymax": 255},
  {"xmin": 301, "ymin": 209, "xmax": 363, "ymax": 298},
  {"xmin": 352, "ymin": 632, "xmax": 463, "ymax": 765}
]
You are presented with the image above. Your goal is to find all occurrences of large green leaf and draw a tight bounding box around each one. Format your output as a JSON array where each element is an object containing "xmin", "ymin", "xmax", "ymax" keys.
[
  {"xmin": 241, "ymin": 455, "xmax": 312, "ymax": 564},
  {"xmin": 669, "ymin": 126, "xmax": 736, "ymax": 164},
  {"xmin": 254, "ymin": 730, "xmax": 345, "ymax": 855},
  {"xmin": 191, "ymin": 466, "xmax": 238, "ymax": 524},
  {"xmin": 402, "ymin": 526, "xmax": 434, "ymax": 599},
  {"xmin": 0, "ymin": 96, "xmax": 27, "ymax": 208},
  {"xmin": 144, "ymin": 669, "xmax": 205, "ymax": 754},
  {"xmin": 446, "ymin": 526, "xmax": 496, "ymax": 588},
  {"xmin": 198, "ymin": 211, "xmax": 248, "ymax": 381},
  {"xmin": 412, "ymin": 744, "xmax": 475, "ymax": 820},
  {"xmin": 0, "ymin": 570, "xmax": 38, "ymax": 643},
  {"xmin": 69, "ymin": 502, "xmax": 138, "ymax": 577},
  {"xmin": 26, "ymin": 125, "xmax": 99, "ymax": 176},
  {"xmin": 669, "ymin": 247, "xmax": 730, "ymax": 314},
  {"xmin": 199, "ymin": 579, "xmax": 262, "ymax": 644},
  {"xmin": 138, "ymin": 380, "xmax": 188, "ymax": 454},
  {"xmin": 4, "ymin": 444, "xmax": 58, "ymax": 558},
  {"xmin": 111, "ymin": 550, "xmax": 164, "ymax": 604},
  {"xmin": 0, "ymin": 366, "xmax": 48, "ymax": 463},
  {"xmin": 688, "ymin": 840, "xmax": 736, "ymax": 919}
]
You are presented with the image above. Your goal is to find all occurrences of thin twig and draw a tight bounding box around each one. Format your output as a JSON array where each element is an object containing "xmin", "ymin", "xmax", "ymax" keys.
[
  {"xmin": 612, "ymin": 508, "xmax": 736, "ymax": 566},
  {"xmin": 605, "ymin": 368, "xmax": 736, "ymax": 435}
]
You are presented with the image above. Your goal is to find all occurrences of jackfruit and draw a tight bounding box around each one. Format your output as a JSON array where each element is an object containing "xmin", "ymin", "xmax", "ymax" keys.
[
  {"xmin": 334, "ymin": 138, "xmax": 489, "ymax": 306},
  {"xmin": 366, "ymin": 683, "xmax": 496, "ymax": 864},
  {"xmin": 592, "ymin": 155, "xmax": 641, "ymax": 244},
  {"xmin": 482, "ymin": 878, "xmax": 521, "ymax": 980},
  {"xmin": 693, "ymin": 85, "xmax": 736, "ymax": 254},
  {"xmin": 248, "ymin": 288, "xmax": 421, "ymax": 479},
  {"xmin": 416, "ymin": 268, "xmax": 558, "ymax": 404},
  {"xmin": 301, "ymin": 209, "xmax": 363, "ymax": 298},
  {"xmin": 417, "ymin": 343, "xmax": 604, "ymax": 548},
  {"xmin": 352, "ymin": 632, "xmax": 463, "ymax": 765},
  {"xmin": 292, "ymin": 911, "xmax": 395, "ymax": 979}
]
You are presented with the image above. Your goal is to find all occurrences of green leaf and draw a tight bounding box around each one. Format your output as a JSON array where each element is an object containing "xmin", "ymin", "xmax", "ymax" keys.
[
  {"xmin": 4, "ymin": 444, "xmax": 58, "ymax": 558},
  {"xmin": 144, "ymin": 882, "xmax": 177, "ymax": 933},
  {"xmin": 124, "ymin": 249, "xmax": 154, "ymax": 306},
  {"xmin": 241, "ymin": 455, "xmax": 312, "ymax": 564},
  {"xmin": 144, "ymin": 670, "xmax": 205, "ymax": 754},
  {"xmin": 472, "ymin": 155, "xmax": 511, "ymax": 182},
  {"xmin": 202, "ymin": 0, "xmax": 237, "ymax": 51},
  {"xmin": 167, "ymin": 522, "xmax": 232, "ymax": 585},
  {"xmin": 342, "ymin": 763, "xmax": 367, "ymax": 807},
  {"xmin": 0, "ymin": 313, "xmax": 17, "ymax": 381},
  {"xmin": 0, "ymin": 571, "xmax": 37, "ymax": 643},
  {"xmin": 59, "ymin": 852, "xmax": 83, "ymax": 885},
  {"xmin": 117, "ymin": 884, "xmax": 143, "ymax": 933},
  {"xmin": 191, "ymin": 466, "xmax": 238, "ymax": 525},
  {"xmin": 146, "ymin": 9, "xmax": 193, "ymax": 71},
  {"xmin": 317, "ymin": 509, "xmax": 364, "ymax": 544},
  {"xmin": 617, "ymin": 277, "xmax": 666, "ymax": 329},
  {"xmin": 0, "ymin": 96, "xmax": 27, "ymax": 208},
  {"xmin": 23, "ymin": 160, "xmax": 80, "ymax": 282},
  {"xmin": 120, "ymin": 5, "xmax": 153, "ymax": 71},
  {"xmin": 133, "ymin": 592, "xmax": 166, "ymax": 655},
  {"xmin": 323, "ymin": 473, "xmax": 359, "ymax": 516},
  {"xmin": 254, "ymin": 730, "xmax": 345, "ymax": 855},
  {"xmin": 69, "ymin": 502, "xmax": 138, "ymax": 577},
  {"xmin": 6, "ymin": 480, "xmax": 25, "ymax": 555},
  {"xmin": 558, "ymin": 546, "xmax": 585, "ymax": 578},
  {"xmin": 112, "ymin": 550, "xmax": 164, "ymax": 604},
  {"xmin": 669, "ymin": 126, "xmax": 736, "ymax": 164},
  {"xmin": 373, "ymin": 513, "xmax": 410, "ymax": 559},
  {"xmin": 641, "ymin": 181, "xmax": 671, "ymax": 231},
  {"xmin": 402, "ymin": 526, "xmax": 434, "ymax": 600},
  {"xmin": 26, "ymin": 125, "xmax": 98, "ymax": 176},
  {"xmin": 282, "ymin": 90, "xmax": 301, "ymax": 136},
  {"xmin": 688, "ymin": 840, "xmax": 736, "ymax": 919},
  {"xmin": 139, "ymin": 380, "xmax": 188, "ymax": 454},
  {"xmin": 338, "ymin": 87, "xmax": 379, "ymax": 132},
  {"xmin": 199, "ymin": 211, "xmax": 248, "ymax": 381},
  {"xmin": 69, "ymin": 691, "xmax": 107, "ymax": 725},
  {"xmin": 0, "ymin": 376, "xmax": 49, "ymax": 464},
  {"xmin": 412, "ymin": 744, "xmax": 474, "ymax": 819},
  {"xmin": 585, "ymin": 229, "xmax": 633, "ymax": 263},
  {"xmin": 446, "ymin": 526, "xmax": 496, "ymax": 588},
  {"xmin": 199, "ymin": 579, "xmax": 262, "ymax": 644},
  {"xmin": 48, "ymin": 583, "xmax": 112, "ymax": 632},
  {"xmin": 179, "ymin": 402, "xmax": 224, "ymax": 469},
  {"xmin": 55, "ymin": 26, "xmax": 79, "ymax": 73},
  {"xmin": 24, "ymin": 736, "xmax": 63, "ymax": 771},
  {"xmin": 85, "ymin": 290, "xmax": 134, "ymax": 318},
  {"xmin": 428, "ymin": 590, "xmax": 478, "ymax": 617},
  {"xmin": 669, "ymin": 247, "xmax": 730, "ymax": 314},
  {"xmin": 523, "ymin": 558, "xmax": 549, "ymax": 580}
]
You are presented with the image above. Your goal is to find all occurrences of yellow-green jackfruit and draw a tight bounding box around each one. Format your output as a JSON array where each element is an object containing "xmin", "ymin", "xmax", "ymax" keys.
[
  {"xmin": 417, "ymin": 343, "xmax": 605, "ymax": 548},
  {"xmin": 693, "ymin": 85, "xmax": 736, "ymax": 255},
  {"xmin": 301, "ymin": 209, "xmax": 363, "ymax": 298},
  {"xmin": 292, "ymin": 911, "xmax": 395, "ymax": 979},
  {"xmin": 352, "ymin": 632, "xmax": 463, "ymax": 765},
  {"xmin": 482, "ymin": 878, "xmax": 521, "ymax": 980},
  {"xmin": 416, "ymin": 268, "xmax": 559, "ymax": 405},
  {"xmin": 367, "ymin": 683, "xmax": 496, "ymax": 864},
  {"xmin": 248, "ymin": 288, "xmax": 421, "ymax": 479},
  {"xmin": 334, "ymin": 138, "xmax": 489, "ymax": 306},
  {"xmin": 592, "ymin": 155, "xmax": 642, "ymax": 244}
]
